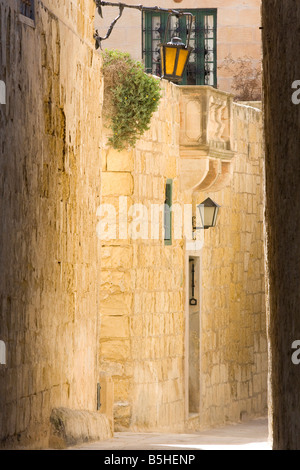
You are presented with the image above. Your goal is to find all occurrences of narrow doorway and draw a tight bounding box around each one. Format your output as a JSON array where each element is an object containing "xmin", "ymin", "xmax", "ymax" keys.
[{"xmin": 188, "ymin": 256, "xmax": 201, "ymax": 415}]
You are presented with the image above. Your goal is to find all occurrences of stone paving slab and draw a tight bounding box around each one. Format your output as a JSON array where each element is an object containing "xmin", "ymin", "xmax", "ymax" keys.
[{"xmin": 68, "ymin": 417, "xmax": 271, "ymax": 451}]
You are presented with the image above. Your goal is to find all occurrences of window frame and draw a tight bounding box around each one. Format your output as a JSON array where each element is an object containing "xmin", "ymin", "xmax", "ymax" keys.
[
  {"xmin": 142, "ymin": 9, "xmax": 217, "ymax": 87},
  {"xmin": 164, "ymin": 179, "xmax": 173, "ymax": 246}
]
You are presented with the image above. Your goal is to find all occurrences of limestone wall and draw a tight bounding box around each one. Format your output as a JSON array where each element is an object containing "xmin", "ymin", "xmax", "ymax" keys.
[
  {"xmin": 197, "ymin": 102, "xmax": 267, "ymax": 427},
  {"xmin": 99, "ymin": 81, "xmax": 186, "ymax": 431},
  {"xmin": 0, "ymin": 0, "xmax": 267, "ymax": 446},
  {"xmin": 0, "ymin": 0, "xmax": 103, "ymax": 448},
  {"xmin": 99, "ymin": 78, "xmax": 267, "ymax": 431}
]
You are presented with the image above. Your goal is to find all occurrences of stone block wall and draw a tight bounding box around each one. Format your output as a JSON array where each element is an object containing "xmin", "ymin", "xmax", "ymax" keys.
[
  {"xmin": 197, "ymin": 102, "xmax": 267, "ymax": 427},
  {"xmin": 0, "ymin": 0, "xmax": 103, "ymax": 448}
]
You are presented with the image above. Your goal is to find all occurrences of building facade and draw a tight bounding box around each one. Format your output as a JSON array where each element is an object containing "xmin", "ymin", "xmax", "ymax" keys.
[
  {"xmin": 95, "ymin": 0, "xmax": 262, "ymax": 95},
  {"xmin": 99, "ymin": 80, "xmax": 267, "ymax": 432}
]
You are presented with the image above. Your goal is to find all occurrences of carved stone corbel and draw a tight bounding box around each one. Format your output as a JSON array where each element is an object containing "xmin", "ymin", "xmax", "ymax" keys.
[{"xmin": 179, "ymin": 86, "xmax": 236, "ymax": 192}]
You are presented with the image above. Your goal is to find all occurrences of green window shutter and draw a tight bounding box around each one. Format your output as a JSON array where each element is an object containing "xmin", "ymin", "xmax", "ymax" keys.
[
  {"xmin": 142, "ymin": 9, "xmax": 217, "ymax": 86},
  {"xmin": 164, "ymin": 179, "xmax": 173, "ymax": 245}
]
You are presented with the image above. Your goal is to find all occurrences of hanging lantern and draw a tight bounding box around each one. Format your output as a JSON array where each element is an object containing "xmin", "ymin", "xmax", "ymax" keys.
[
  {"xmin": 197, "ymin": 198, "xmax": 220, "ymax": 230},
  {"xmin": 160, "ymin": 13, "xmax": 194, "ymax": 83}
]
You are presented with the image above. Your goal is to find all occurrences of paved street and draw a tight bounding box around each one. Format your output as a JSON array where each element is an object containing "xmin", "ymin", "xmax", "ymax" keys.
[{"xmin": 68, "ymin": 417, "xmax": 271, "ymax": 451}]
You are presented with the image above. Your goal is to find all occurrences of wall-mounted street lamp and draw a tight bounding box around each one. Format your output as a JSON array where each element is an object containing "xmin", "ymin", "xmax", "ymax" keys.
[
  {"xmin": 193, "ymin": 198, "xmax": 220, "ymax": 231},
  {"xmin": 160, "ymin": 13, "xmax": 193, "ymax": 83},
  {"xmin": 94, "ymin": 1, "xmax": 194, "ymax": 83}
]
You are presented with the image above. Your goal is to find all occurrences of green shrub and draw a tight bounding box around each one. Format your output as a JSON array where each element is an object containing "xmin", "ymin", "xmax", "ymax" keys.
[{"xmin": 102, "ymin": 49, "xmax": 161, "ymax": 151}]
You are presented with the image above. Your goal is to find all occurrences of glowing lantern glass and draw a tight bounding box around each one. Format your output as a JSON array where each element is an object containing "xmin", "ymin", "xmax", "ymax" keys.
[{"xmin": 160, "ymin": 13, "xmax": 194, "ymax": 83}]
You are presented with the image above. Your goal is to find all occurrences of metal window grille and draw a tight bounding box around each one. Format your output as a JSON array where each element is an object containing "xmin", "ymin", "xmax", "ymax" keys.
[
  {"xmin": 20, "ymin": 0, "xmax": 35, "ymax": 20},
  {"xmin": 142, "ymin": 9, "xmax": 217, "ymax": 86}
]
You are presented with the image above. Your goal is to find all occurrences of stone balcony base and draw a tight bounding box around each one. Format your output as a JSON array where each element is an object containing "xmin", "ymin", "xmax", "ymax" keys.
[{"xmin": 179, "ymin": 86, "xmax": 236, "ymax": 193}]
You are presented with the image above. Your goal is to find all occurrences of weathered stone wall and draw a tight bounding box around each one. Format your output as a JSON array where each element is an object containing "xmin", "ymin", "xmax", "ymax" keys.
[
  {"xmin": 198, "ymin": 102, "xmax": 267, "ymax": 427},
  {"xmin": 130, "ymin": 83, "xmax": 185, "ymax": 432},
  {"xmin": 0, "ymin": 0, "xmax": 103, "ymax": 448},
  {"xmin": 99, "ymin": 81, "xmax": 186, "ymax": 431},
  {"xmin": 99, "ymin": 79, "xmax": 267, "ymax": 431},
  {"xmin": 262, "ymin": 0, "xmax": 300, "ymax": 450}
]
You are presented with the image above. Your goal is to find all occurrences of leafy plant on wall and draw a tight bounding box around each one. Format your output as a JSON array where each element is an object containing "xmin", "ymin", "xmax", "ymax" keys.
[{"xmin": 102, "ymin": 49, "xmax": 161, "ymax": 151}]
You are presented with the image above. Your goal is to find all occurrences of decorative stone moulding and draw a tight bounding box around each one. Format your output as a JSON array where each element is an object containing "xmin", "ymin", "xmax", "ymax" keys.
[{"xmin": 179, "ymin": 86, "xmax": 236, "ymax": 192}]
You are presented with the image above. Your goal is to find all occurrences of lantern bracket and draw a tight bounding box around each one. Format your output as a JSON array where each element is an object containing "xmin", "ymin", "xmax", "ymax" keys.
[
  {"xmin": 94, "ymin": 1, "xmax": 194, "ymax": 49},
  {"xmin": 192, "ymin": 215, "xmax": 203, "ymax": 231},
  {"xmin": 95, "ymin": 3, "xmax": 125, "ymax": 48},
  {"xmin": 163, "ymin": 12, "xmax": 194, "ymax": 50}
]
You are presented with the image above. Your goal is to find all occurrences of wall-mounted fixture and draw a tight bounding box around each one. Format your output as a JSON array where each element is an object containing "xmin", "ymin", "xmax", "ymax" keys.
[
  {"xmin": 160, "ymin": 13, "xmax": 193, "ymax": 83},
  {"xmin": 193, "ymin": 197, "xmax": 220, "ymax": 231},
  {"xmin": 94, "ymin": 1, "xmax": 194, "ymax": 83}
]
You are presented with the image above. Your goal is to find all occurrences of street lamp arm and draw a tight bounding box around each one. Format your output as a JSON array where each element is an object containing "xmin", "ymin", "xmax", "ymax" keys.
[
  {"xmin": 94, "ymin": 3, "xmax": 125, "ymax": 48},
  {"xmin": 96, "ymin": 0, "xmax": 184, "ymax": 16},
  {"xmin": 94, "ymin": 0, "xmax": 193, "ymax": 49}
]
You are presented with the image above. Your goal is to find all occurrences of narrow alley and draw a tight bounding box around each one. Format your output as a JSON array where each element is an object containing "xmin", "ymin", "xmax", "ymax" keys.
[{"xmin": 68, "ymin": 418, "xmax": 270, "ymax": 451}]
